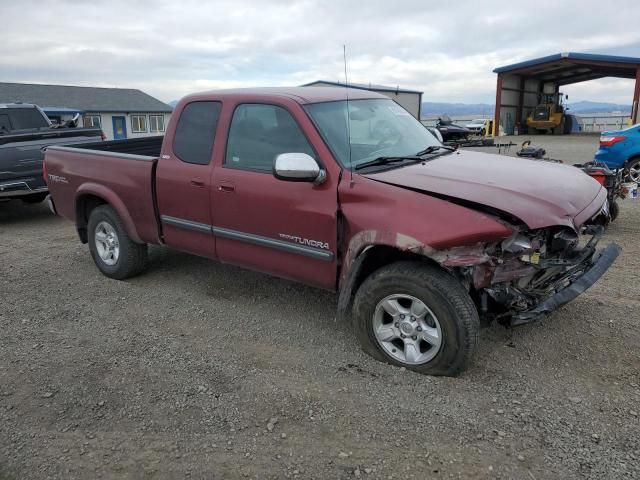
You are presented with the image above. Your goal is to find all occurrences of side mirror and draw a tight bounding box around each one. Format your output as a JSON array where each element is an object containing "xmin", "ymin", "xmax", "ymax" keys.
[{"xmin": 273, "ymin": 153, "xmax": 325, "ymax": 183}]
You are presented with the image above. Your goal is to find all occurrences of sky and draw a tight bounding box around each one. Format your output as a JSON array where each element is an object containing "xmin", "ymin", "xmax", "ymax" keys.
[{"xmin": 1, "ymin": 0, "xmax": 638, "ymax": 105}]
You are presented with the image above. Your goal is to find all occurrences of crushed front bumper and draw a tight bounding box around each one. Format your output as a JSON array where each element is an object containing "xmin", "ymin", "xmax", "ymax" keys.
[{"xmin": 511, "ymin": 242, "xmax": 621, "ymax": 326}]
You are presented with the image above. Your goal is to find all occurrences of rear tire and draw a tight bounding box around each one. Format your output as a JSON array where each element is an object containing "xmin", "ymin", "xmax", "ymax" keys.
[
  {"xmin": 626, "ymin": 157, "xmax": 640, "ymax": 184},
  {"xmin": 352, "ymin": 261, "xmax": 479, "ymax": 376},
  {"xmin": 87, "ymin": 205, "xmax": 148, "ymax": 280}
]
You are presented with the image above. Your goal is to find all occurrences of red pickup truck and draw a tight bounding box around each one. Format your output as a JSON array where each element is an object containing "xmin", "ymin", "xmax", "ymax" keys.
[{"xmin": 44, "ymin": 87, "xmax": 620, "ymax": 376}]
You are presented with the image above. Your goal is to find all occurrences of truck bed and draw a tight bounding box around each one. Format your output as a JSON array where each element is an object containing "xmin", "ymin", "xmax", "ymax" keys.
[
  {"xmin": 44, "ymin": 142, "xmax": 161, "ymax": 245},
  {"xmin": 64, "ymin": 136, "xmax": 164, "ymax": 158}
]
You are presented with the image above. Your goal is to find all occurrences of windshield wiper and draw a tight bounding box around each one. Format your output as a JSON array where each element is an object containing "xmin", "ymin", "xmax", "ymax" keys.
[
  {"xmin": 415, "ymin": 145, "xmax": 456, "ymax": 156},
  {"xmin": 354, "ymin": 155, "xmax": 422, "ymax": 171}
]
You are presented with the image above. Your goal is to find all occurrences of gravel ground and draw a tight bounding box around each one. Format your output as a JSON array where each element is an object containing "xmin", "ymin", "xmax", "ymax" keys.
[{"xmin": 1, "ymin": 185, "xmax": 639, "ymax": 479}]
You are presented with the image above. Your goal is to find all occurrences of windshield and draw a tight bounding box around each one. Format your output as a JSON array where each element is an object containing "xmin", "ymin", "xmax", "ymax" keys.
[{"xmin": 305, "ymin": 99, "xmax": 441, "ymax": 169}]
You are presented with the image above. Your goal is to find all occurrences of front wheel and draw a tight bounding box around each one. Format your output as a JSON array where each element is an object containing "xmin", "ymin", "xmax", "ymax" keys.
[
  {"xmin": 87, "ymin": 205, "xmax": 148, "ymax": 280},
  {"xmin": 352, "ymin": 261, "xmax": 479, "ymax": 376}
]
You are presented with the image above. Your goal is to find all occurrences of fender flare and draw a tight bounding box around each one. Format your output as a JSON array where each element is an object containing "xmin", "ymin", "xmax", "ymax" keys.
[
  {"xmin": 336, "ymin": 230, "xmax": 437, "ymax": 322},
  {"xmin": 336, "ymin": 230, "xmax": 494, "ymax": 322},
  {"xmin": 75, "ymin": 182, "xmax": 143, "ymax": 244}
]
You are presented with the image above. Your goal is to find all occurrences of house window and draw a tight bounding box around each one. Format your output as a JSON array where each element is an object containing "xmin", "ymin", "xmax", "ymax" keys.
[
  {"xmin": 149, "ymin": 115, "xmax": 165, "ymax": 133},
  {"xmin": 84, "ymin": 115, "xmax": 101, "ymax": 128},
  {"xmin": 131, "ymin": 115, "xmax": 147, "ymax": 133}
]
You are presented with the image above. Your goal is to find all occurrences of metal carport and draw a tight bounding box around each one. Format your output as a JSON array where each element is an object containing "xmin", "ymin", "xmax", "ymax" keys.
[{"xmin": 492, "ymin": 52, "xmax": 640, "ymax": 135}]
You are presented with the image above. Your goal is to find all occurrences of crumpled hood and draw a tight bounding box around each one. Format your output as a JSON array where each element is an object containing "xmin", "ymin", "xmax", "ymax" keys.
[{"xmin": 362, "ymin": 150, "xmax": 605, "ymax": 229}]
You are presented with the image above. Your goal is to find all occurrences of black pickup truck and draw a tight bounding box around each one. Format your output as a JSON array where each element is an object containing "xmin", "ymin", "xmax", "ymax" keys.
[{"xmin": 0, "ymin": 103, "xmax": 103, "ymax": 203}]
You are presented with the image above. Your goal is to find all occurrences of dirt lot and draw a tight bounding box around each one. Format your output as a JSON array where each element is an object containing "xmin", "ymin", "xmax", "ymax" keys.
[{"xmin": 1, "ymin": 158, "xmax": 639, "ymax": 478}]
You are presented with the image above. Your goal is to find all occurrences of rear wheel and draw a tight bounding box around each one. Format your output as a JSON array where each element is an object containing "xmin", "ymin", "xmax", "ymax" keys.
[
  {"xmin": 626, "ymin": 157, "xmax": 640, "ymax": 183},
  {"xmin": 87, "ymin": 205, "xmax": 148, "ymax": 279},
  {"xmin": 352, "ymin": 261, "xmax": 479, "ymax": 376}
]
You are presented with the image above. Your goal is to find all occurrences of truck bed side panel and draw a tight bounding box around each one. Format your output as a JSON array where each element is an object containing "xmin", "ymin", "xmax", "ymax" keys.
[{"xmin": 45, "ymin": 147, "xmax": 160, "ymax": 244}]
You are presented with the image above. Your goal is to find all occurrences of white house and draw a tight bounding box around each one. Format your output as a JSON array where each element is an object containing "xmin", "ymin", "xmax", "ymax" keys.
[
  {"xmin": 302, "ymin": 80, "xmax": 423, "ymax": 119},
  {"xmin": 0, "ymin": 82, "xmax": 172, "ymax": 140}
]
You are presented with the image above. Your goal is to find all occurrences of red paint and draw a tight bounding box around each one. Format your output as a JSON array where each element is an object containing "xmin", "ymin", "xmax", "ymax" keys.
[{"xmin": 45, "ymin": 87, "xmax": 607, "ymax": 293}]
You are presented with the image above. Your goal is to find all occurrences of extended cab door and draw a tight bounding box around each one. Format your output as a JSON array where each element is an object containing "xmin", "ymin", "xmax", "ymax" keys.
[
  {"xmin": 211, "ymin": 100, "xmax": 339, "ymax": 289},
  {"xmin": 155, "ymin": 101, "xmax": 221, "ymax": 258}
]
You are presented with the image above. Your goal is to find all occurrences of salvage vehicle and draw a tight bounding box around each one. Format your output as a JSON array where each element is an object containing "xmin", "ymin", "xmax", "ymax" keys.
[
  {"xmin": 594, "ymin": 123, "xmax": 640, "ymax": 183},
  {"xmin": 0, "ymin": 103, "xmax": 103, "ymax": 203},
  {"xmin": 44, "ymin": 87, "xmax": 620, "ymax": 376}
]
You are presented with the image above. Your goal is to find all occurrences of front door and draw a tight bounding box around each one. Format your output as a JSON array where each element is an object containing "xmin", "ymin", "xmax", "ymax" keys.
[
  {"xmin": 112, "ymin": 116, "xmax": 127, "ymax": 139},
  {"xmin": 211, "ymin": 101, "xmax": 338, "ymax": 289}
]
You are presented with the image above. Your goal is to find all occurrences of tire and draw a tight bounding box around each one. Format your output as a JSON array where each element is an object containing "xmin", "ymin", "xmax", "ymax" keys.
[
  {"xmin": 21, "ymin": 193, "xmax": 47, "ymax": 204},
  {"xmin": 352, "ymin": 261, "xmax": 479, "ymax": 376},
  {"xmin": 609, "ymin": 200, "xmax": 619, "ymax": 222},
  {"xmin": 87, "ymin": 205, "xmax": 148, "ymax": 280},
  {"xmin": 626, "ymin": 157, "xmax": 640, "ymax": 184}
]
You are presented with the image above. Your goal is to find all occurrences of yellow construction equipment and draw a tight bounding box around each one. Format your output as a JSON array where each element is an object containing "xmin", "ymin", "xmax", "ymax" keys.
[{"xmin": 526, "ymin": 92, "xmax": 573, "ymax": 134}]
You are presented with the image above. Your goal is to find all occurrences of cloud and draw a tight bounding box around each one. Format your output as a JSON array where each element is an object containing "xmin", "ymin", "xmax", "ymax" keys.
[{"xmin": 1, "ymin": 0, "xmax": 638, "ymax": 103}]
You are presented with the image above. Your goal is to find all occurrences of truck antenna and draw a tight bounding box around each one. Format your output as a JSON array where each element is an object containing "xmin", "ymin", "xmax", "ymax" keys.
[{"xmin": 343, "ymin": 45, "xmax": 353, "ymax": 185}]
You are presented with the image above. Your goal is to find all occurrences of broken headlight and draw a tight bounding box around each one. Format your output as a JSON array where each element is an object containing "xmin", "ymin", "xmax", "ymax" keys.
[
  {"xmin": 501, "ymin": 233, "xmax": 533, "ymax": 253},
  {"xmin": 549, "ymin": 228, "xmax": 579, "ymax": 254}
]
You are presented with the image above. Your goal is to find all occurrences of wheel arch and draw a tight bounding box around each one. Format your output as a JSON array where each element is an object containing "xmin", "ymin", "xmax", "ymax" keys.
[{"xmin": 75, "ymin": 184, "xmax": 143, "ymax": 244}]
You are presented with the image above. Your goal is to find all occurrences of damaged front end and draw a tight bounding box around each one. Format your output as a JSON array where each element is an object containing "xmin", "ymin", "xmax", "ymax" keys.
[{"xmin": 455, "ymin": 225, "xmax": 620, "ymax": 326}]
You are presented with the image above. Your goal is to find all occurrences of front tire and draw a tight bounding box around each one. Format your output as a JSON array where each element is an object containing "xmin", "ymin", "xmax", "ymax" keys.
[
  {"xmin": 352, "ymin": 261, "xmax": 479, "ymax": 376},
  {"xmin": 87, "ymin": 205, "xmax": 148, "ymax": 280}
]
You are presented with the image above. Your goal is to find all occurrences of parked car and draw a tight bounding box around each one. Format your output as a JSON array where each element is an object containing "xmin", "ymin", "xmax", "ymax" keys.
[
  {"xmin": 594, "ymin": 123, "xmax": 640, "ymax": 183},
  {"xmin": 435, "ymin": 115, "xmax": 472, "ymax": 141},
  {"xmin": 44, "ymin": 87, "xmax": 619, "ymax": 376},
  {"xmin": 465, "ymin": 118, "xmax": 490, "ymax": 135},
  {"xmin": 0, "ymin": 103, "xmax": 103, "ymax": 203}
]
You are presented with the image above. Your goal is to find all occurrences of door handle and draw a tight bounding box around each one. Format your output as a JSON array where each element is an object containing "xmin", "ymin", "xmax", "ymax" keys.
[
  {"xmin": 218, "ymin": 182, "xmax": 235, "ymax": 193},
  {"xmin": 190, "ymin": 177, "xmax": 205, "ymax": 187}
]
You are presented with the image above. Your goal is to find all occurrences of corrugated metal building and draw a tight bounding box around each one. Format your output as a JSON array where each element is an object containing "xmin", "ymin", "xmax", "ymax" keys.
[
  {"xmin": 302, "ymin": 80, "xmax": 423, "ymax": 119},
  {"xmin": 0, "ymin": 82, "xmax": 172, "ymax": 140}
]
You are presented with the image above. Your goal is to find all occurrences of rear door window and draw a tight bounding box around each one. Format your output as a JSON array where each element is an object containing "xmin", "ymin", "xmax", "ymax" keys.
[
  {"xmin": 173, "ymin": 101, "xmax": 222, "ymax": 165},
  {"xmin": 1, "ymin": 108, "xmax": 49, "ymax": 131}
]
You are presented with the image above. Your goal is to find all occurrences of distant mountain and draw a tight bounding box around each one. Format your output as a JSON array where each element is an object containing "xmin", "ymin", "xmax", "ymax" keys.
[
  {"xmin": 168, "ymin": 100, "xmax": 178, "ymax": 109},
  {"xmin": 421, "ymin": 100, "xmax": 631, "ymax": 118},
  {"xmin": 421, "ymin": 102, "xmax": 493, "ymax": 117},
  {"xmin": 566, "ymin": 101, "xmax": 630, "ymax": 114}
]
